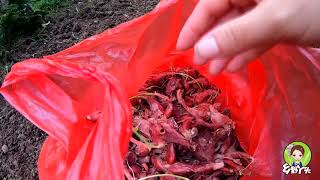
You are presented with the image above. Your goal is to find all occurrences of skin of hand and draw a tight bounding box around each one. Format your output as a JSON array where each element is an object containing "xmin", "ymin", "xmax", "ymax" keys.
[{"xmin": 176, "ymin": 0, "xmax": 320, "ymax": 75}]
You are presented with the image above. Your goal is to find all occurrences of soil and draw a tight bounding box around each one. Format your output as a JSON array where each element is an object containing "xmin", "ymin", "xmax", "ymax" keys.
[{"xmin": 0, "ymin": 0, "xmax": 159, "ymax": 179}]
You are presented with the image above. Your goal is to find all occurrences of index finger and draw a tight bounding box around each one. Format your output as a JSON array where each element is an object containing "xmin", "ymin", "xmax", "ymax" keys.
[{"xmin": 176, "ymin": 0, "xmax": 231, "ymax": 50}]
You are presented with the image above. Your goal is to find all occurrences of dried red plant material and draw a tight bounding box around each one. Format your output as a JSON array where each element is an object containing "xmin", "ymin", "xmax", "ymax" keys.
[
  {"xmin": 166, "ymin": 143, "xmax": 176, "ymax": 164},
  {"xmin": 125, "ymin": 69, "xmax": 252, "ymax": 180}
]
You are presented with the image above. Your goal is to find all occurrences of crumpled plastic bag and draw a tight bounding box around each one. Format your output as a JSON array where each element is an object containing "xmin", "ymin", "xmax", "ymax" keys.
[{"xmin": 1, "ymin": 0, "xmax": 320, "ymax": 179}]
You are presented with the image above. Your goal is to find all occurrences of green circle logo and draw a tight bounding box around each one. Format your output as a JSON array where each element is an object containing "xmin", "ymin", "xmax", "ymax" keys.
[{"xmin": 283, "ymin": 141, "xmax": 311, "ymax": 167}]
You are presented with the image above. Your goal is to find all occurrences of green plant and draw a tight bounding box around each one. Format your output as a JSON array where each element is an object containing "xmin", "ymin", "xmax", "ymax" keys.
[
  {"xmin": 32, "ymin": 0, "xmax": 66, "ymax": 12},
  {"xmin": 0, "ymin": 0, "xmax": 67, "ymax": 45},
  {"xmin": 0, "ymin": 61, "xmax": 13, "ymax": 82}
]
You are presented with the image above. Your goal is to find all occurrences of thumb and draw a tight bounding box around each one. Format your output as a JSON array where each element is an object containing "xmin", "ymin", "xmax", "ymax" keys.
[{"xmin": 195, "ymin": 2, "xmax": 281, "ymax": 61}]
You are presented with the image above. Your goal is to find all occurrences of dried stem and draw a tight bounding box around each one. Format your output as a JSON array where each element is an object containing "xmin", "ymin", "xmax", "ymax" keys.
[
  {"xmin": 126, "ymin": 160, "xmax": 136, "ymax": 180},
  {"xmin": 124, "ymin": 165, "xmax": 133, "ymax": 180},
  {"xmin": 138, "ymin": 173, "xmax": 190, "ymax": 180},
  {"xmin": 176, "ymin": 72, "xmax": 201, "ymax": 88},
  {"xmin": 144, "ymin": 85, "xmax": 162, "ymax": 91},
  {"xmin": 130, "ymin": 92, "xmax": 170, "ymax": 101}
]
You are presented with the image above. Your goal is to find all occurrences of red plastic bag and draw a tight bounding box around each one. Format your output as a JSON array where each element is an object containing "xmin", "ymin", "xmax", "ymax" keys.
[{"xmin": 1, "ymin": 0, "xmax": 320, "ymax": 179}]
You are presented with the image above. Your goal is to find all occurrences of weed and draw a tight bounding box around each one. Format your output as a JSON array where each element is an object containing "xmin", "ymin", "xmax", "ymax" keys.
[
  {"xmin": 0, "ymin": 0, "xmax": 68, "ymax": 45},
  {"xmin": 0, "ymin": 61, "xmax": 13, "ymax": 82}
]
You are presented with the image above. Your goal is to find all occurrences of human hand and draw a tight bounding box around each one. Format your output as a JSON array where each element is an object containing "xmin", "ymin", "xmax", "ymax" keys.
[{"xmin": 176, "ymin": 0, "xmax": 320, "ymax": 75}]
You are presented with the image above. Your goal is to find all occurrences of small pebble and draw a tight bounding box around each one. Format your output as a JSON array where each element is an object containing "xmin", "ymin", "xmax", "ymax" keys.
[
  {"xmin": 13, "ymin": 160, "xmax": 18, "ymax": 167},
  {"xmin": 2, "ymin": 144, "xmax": 9, "ymax": 153}
]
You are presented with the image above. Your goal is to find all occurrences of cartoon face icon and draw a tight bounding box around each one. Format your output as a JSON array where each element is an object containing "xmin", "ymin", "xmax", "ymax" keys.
[
  {"xmin": 292, "ymin": 149, "xmax": 303, "ymax": 161},
  {"xmin": 290, "ymin": 145, "xmax": 304, "ymax": 162}
]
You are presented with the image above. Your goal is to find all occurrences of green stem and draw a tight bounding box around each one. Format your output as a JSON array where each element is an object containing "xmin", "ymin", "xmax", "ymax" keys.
[
  {"xmin": 138, "ymin": 174, "xmax": 190, "ymax": 180},
  {"xmin": 132, "ymin": 127, "xmax": 150, "ymax": 144},
  {"xmin": 132, "ymin": 128, "xmax": 163, "ymax": 149}
]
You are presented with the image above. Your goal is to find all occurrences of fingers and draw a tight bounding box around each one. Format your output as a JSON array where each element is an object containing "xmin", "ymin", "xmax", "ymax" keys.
[
  {"xmin": 230, "ymin": 0, "xmax": 256, "ymax": 9},
  {"xmin": 194, "ymin": 10, "xmax": 241, "ymax": 65},
  {"xmin": 225, "ymin": 46, "xmax": 269, "ymax": 72},
  {"xmin": 176, "ymin": 0, "xmax": 231, "ymax": 50},
  {"xmin": 179, "ymin": 0, "xmax": 320, "ymax": 75},
  {"xmin": 208, "ymin": 58, "xmax": 229, "ymax": 75},
  {"xmin": 207, "ymin": 45, "xmax": 269, "ymax": 75},
  {"xmin": 195, "ymin": 2, "xmax": 280, "ymax": 62}
]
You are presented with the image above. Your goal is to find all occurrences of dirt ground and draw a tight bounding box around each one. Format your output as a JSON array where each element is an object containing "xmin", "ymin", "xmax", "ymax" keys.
[{"xmin": 0, "ymin": 0, "xmax": 158, "ymax": 179}]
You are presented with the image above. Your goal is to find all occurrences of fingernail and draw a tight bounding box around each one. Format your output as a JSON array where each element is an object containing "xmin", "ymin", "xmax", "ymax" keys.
[
  {"xmin": 226, "ymin": 59, "xmax": 239, "ymax": 72},
  {"xmin": 226, "ymin": 56, "xmax": 245, "ymax": 72},
  {"xmin": 195, "ymin": 37, "xmax": 219, "ymax": 59},
  {"xmin": 194, "ymin": 47, "xmax": 207, "ymax": 65},
  {"xmin": 208, "ymin": 58, "xmax": 228, "ymax": 75}
]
